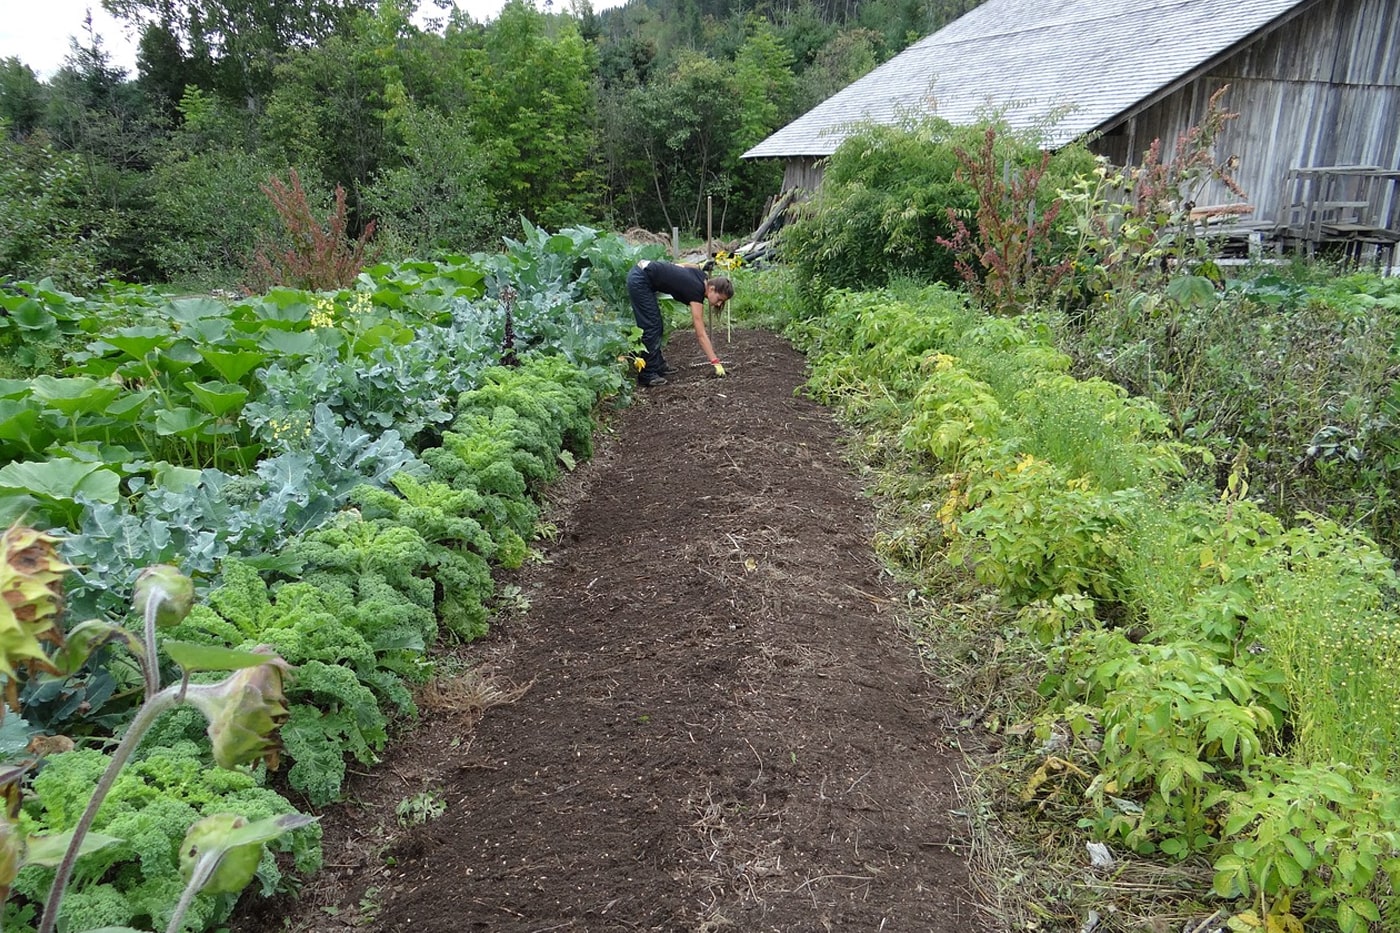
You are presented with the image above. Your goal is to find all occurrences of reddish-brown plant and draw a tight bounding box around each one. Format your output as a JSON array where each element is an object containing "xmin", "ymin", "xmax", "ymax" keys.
[
  {"xmin": 1127, "ymin": 85, "xmax": 1245, "ymax": 225},
  {"xmin": 243, "ymin": 169, "xmax": 378, "ymax": 294},
  {"xmin": 937, "ymin": 126, "xmax": 1070, "ymax": 314}
]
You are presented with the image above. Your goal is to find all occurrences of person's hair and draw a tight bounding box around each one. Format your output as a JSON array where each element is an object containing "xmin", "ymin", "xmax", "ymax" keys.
[{"xmin": 708, "ymin": 275, "xmax": 734, "ymax": 300}]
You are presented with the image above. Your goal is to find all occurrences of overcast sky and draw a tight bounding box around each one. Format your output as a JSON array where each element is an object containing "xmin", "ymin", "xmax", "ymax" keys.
[{"xmin": 0, "ymin": 0, "xmax": 620, "ymax": 79}]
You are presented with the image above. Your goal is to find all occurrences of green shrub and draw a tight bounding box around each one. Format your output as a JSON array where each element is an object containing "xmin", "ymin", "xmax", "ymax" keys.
[
  {"xmin": 0, "ymin": 133, "xmax": 114, "ymax": 289},
  {"xmin": 1057, "ymin": 263, "xmax": 1400, "ymax": 555},
  {"xmin": 1215, "ymin": 760, "xmax": 1400, "ymax": 933},
  {"xmin": 358, "ymin": 105, "xmax": 506, "ymax": 258},
  {"xmin": 1056, "ymin": 631, "xmax": 1277, "ymax": 858},
  {"xmin": 953, "ymin": 454, "xmax": 1141, "ymax": 605},
  {"xmin": 1011, "ymin": 373, "xmax": 1184, "ymax": 494},
  {"xmin": 779, "ymin": 118, "xmax": 975, "ymax": 297},
  {"xmin": 148, "ymin": 148, "xmax": 286, "ymax": 288},
  {"xmin": 779, "ymin": 119, "xmax": 1089, "ymax": 308}
]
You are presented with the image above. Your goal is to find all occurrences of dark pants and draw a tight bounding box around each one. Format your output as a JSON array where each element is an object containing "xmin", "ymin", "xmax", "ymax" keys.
[{"xmin": 627, "ymin": 263, "xmax": 666, "ymax": 375}]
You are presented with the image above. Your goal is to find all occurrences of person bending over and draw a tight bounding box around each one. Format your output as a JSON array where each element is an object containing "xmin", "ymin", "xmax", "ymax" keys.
[{"xmin": 626, "ymin": 259, "xmax": 733, "ymax": 387}]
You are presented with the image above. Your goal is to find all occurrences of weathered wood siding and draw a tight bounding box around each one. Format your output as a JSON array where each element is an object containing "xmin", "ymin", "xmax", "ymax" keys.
[
  {"xmin": 781, "ymin": 157, "xmax": 827, "ymax": 195},
  {"xmin": 1091, "ymin": 0, "xmax": 1400, "ymax": 225}
]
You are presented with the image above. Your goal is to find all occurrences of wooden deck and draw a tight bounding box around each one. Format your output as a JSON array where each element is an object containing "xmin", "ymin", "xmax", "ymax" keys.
[{"xmin": 1184, "ymin": 166, "xmax": 1400, "ymax": 272}]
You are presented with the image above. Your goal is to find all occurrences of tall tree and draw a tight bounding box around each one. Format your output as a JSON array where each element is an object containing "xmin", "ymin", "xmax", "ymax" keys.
[
  {"xmin": 256, "ymin": 0, "xmax": 488, "ymax": 223},
  {"xmin": 467, "ymin": 0, "xmax": 601, "ymax": 227},
  {"xmin": 360, "ymin": 103, "xmax": 503, "ymax": 255},
  {"xmin": 0, "ymin": 59, "xmax": 47, "ymax": 139},
  {"xmin": 42, "ymin": 23, "xmax": 166, "ymax": 279},
  {"xmin": 258, "ymin": 31, "xmax": 391, "ymax": 212},
  {"xmin": 732, "ymin": 17, "xmax": 795, "ymax": 144},
  {"xmin": 770, "ymin": 0, "xmax": 835, "ymax": 70},
  {"xmin": 145, "ymin": 86, "xmax": 287, "ymax": 284},
  {"xmin": 595, "ymin": 34, "xmax": 656, "ymax": 89},
  {"xmin": 0, "ymin": 132, "xmax": 112, "ymax": 286},
  {"xmin": 791, "ymin": 25, "xmax": 877, "ymax": 112},
  {"xmin": 727, "ymin": 18, "xmax": 793, "ymax": 228},
  {"xmin": 622, "ymin": 50, "xmax": 739, "ymax": 232},
  {"xmin": 135, "ymin": 18, "xmax": 201, "ymax": 120},
  {"xmin": 46, "ymin": 23, "xmax": 162, "ymax": 175},
  {"xmin": 103, "ymin": 0, "xmax": 376, "ymax": 106}
]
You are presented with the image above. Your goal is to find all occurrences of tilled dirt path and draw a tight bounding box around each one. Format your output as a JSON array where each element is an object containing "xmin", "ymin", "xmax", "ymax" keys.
[{"xmin": 241, "ymin": 328, "xmax": 986, "ymax": 932}]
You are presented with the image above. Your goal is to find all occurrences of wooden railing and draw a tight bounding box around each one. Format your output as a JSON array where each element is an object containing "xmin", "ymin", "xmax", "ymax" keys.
[{"xmin": 1273, "ymin": 165, "xmax": 1400, "ymax": 270}]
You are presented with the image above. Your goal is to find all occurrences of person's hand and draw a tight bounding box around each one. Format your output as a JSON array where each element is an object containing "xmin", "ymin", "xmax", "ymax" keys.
[{"xmin": 711, "ymin": 359, "xmax": 726, "ymax": 377}]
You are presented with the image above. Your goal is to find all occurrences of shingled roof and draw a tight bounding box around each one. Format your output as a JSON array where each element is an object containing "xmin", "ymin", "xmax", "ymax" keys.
[{"xmin": 743, "ymin": 0, "xmax": 1316, "ymax": 159}]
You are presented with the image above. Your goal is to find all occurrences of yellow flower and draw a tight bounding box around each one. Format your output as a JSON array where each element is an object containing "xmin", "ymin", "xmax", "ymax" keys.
[
  {"xmin": 928, "ymin": 353, "xmax": 959, "ymax": 372},
  {"xmin": 309, "ymin": 296, "xmax": 336, "ymax": 329},
  {"xmin": 266, "ymin": 415, "xmax": 311, "ymax": 446}
]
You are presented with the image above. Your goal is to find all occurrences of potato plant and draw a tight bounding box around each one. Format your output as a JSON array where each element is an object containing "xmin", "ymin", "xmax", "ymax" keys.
[{"xmin": 789, "ymin": 283, "xmax": 1400, "ymax": 931}]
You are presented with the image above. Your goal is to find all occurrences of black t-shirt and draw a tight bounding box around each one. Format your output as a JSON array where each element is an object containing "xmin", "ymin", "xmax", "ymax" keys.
[{"xmin": 643, "ymin": 261, "xmax": 707, "ymax": 304}]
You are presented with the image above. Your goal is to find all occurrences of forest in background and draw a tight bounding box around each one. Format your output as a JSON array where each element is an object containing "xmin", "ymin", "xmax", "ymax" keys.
[{"xmin": 0, "ymin": 0, "xmax": 983, "ymax": 290}]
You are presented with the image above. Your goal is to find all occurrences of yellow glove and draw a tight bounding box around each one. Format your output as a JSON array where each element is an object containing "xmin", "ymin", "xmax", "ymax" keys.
[{"xmin": 710, "ymin": 359, "xmax": 726, "ymax": 377}]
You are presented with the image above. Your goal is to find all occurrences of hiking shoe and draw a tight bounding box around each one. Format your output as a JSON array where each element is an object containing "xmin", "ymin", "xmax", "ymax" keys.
[{"xmin": 639, "ymin": 373, "xmax": 669, "ymax": 387}]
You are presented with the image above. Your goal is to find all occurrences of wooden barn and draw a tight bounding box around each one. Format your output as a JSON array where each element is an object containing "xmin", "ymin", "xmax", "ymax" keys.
[{"xmin": 742, "ymin": 0, "xmax": 1400, "ymax": 259}]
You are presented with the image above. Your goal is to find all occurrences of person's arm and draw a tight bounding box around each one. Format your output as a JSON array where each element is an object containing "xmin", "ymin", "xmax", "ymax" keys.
[{"xmin": 689, "ymin": 301, "xmax": 722, "ymax": 372}]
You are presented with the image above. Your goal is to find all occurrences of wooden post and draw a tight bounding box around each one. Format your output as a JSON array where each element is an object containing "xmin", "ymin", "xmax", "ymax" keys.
[
  {"xmin": 671, "ymin": 226, "xmax": 680, "ymax": 258},
  {"xmin": 706, "ymin": 196, "xmax": 713, "ymax": 258}
]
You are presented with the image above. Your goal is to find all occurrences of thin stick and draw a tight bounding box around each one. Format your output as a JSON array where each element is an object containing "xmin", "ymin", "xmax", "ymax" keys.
[
  {"xmin": 792, "ymin": 873, "xmax": 874, "ymax": 893},
  {"xmin": 1187, "ymin": 910, "xmax": 1223, "ymax": 933}
]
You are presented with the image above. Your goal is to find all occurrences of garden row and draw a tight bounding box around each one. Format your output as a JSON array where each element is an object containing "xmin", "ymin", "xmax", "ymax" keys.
[
  {"xmin": 0, "ymin": 223, "xmax": 654, "ymax": 932},
  {"xmin": 788, "ymin": 284, "xmax": 1400, "ymax": 933}
]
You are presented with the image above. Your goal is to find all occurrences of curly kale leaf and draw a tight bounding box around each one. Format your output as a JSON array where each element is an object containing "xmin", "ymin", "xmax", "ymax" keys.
[
  {"xmin": 360, "ymin": 668, "xmax": 415, "ymax": 719},
  {"xmin": 205, "ymin": 558, "xmax": 273, "ymax": 636},
  {"xmin": 427, "ymin": 431, "xmax": 538, "ymax": 547},
  {"xmin": 457, "ymin": 408, "xmax": 556, "ymax": 489},
  {"xmin": 352, "ymin": 474, "xmax": 494, "ymax": 556},
  {"xmin": 426, "ymin": 430, "xmax": 525, "ymax": 498},
  {"xmin": 455, "ymin": 358, "xmax": 598, "ymax": 461},
  {"xmin": 261, "ymin": 580, "xmax": 429, "ymax": 709},
  {"xmin": 167, "ymin": 604, "xmax": 247, "ymax": 649},
  {"xmin": 345, "ymin": 475, "xmax": 497, "ymax": 640},
  {"xmin": 281, "ymin": 707, "xmax": 349, "ymax": 808},
  {"xmin": 284, "ymin": 516, "xmax": 436, "ymax": 611},
  {"xmin": 335, "ymin": 574, "xmax": 437, "ymax": 683},
  {"xmin": 16, "ymin": 745, "xmax": 315, "ymax": 930},
  {"xmin": 27, "ymin": 884, "xmax": 138, "ymax": 933},
  {"xmin": 282, "ymin": 660, "xmax": 389, "ymax": 806},
  {"xmin": 433, "ymin": 547, "xmax": 493, "ymax": 641},
  {"xmin": 257, "ymin": 581, "xmax": 377, "ymax": 671}
]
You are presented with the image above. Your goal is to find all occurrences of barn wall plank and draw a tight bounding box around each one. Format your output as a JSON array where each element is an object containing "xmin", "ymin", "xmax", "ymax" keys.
[{"xmin": 1089, "ymin": 0, "xmax": 1400, "ymax": 225}]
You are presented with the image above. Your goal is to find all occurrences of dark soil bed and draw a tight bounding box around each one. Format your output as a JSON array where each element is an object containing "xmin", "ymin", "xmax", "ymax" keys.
[{"xmin": 235, "ymin": 328, "xmax": 987, "ymax": 932}]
